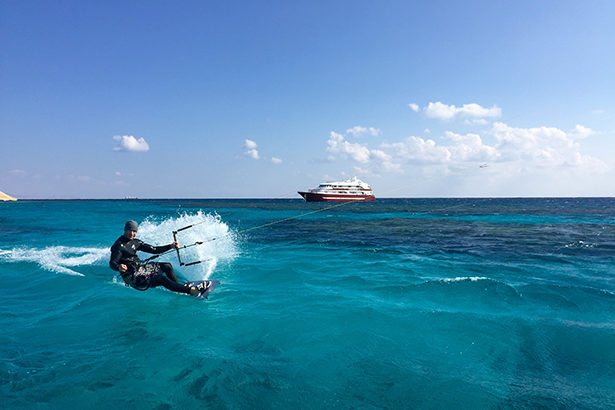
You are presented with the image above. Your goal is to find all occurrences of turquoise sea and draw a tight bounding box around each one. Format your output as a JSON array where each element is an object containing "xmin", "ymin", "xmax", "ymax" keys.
[{"xmin": 1, "ymin": 198, "xmax": 614, "ymax": 408}]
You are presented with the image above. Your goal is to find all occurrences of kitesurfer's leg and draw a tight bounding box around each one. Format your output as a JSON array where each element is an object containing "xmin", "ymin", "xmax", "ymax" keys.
[
  {"xmin": 149, "ymin": 274, "xmax": 192, "ymax": 295},
  {"xmin": 158, "ymin": 262, "xmax": 179, "ymax": 283}
]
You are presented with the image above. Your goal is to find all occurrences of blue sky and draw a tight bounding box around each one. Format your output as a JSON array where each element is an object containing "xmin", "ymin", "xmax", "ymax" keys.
[{"xmin": 1, "ymin": 0, "xmax": 614, "ymax": 198}]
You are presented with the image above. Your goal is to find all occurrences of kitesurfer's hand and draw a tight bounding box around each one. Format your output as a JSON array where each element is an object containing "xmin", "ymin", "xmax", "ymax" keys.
[
  {"xmin": 119, "ymin": 264, "xmax": 128, "ymax": 273},
  {"xmin": 172, "ymin": 240, "xmax": 179, "ymax": 249}
]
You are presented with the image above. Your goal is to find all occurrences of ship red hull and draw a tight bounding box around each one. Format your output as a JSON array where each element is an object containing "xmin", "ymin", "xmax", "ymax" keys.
[{"xmin": 298, "ymin": 192, "xmax": 376, "ymax": 202}]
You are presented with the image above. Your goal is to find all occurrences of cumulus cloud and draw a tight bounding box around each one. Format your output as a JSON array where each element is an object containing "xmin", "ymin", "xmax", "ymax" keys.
[
  {"xmin": 325, "ymin": 121, "xmax": 605, "ymax": 176},
  {"xmin": 327, "ymin": 131, "xmax": 400, "ymax": 171},
  {"xmin": 244, "ymin": 139, "xmax": 259, "ymax": 159},
  {"xmin": 244, "ymin": 139, "xmax": 257, "ymax": 149},
  {"xmin": 444, "ymin": 131, "xmax": 500, "ymax": 162},
  {"xmin": 408, "ymin": 103, "xmax": 419, "ymax": 112},
  {"xmin": 569, "ymin": 124, "xmax": 594, "ymax": 139},
  {"xmin": 382, "ymin": 137, "xmax": 451, "ymax": 163},
  {"xmin": 370, "ymin": 149, "xmax": 401, "ymax": 172},
  {"xmin": 491, "ymin": 122, "xmax": 604, "ymax": 170},
  {"xmin": 346, "ymin": 126, "xmax": 381, "ymax": 137},
  {"xmin": 327, "ymin": 132, "xmax": 371, "ymax": 163},
  {"xmin": 423, "ymin": 102, "xmax": 502, "ymax": 120},
  {"xmin": 113, "ymin": 135, "xmax": 150, "ymax": 152},
  {"xmin": 271, "ymin": 157, "xmax": 282, "ymax": 164},
  {"xmin": 380, "ymin": 124, "xmax": 601, "ymax": 171}
]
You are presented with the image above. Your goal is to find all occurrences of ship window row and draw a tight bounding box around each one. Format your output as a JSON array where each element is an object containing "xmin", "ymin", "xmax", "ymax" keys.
[
  {"xmin": 318, "ymin": 191, "xmax": 369, "ymax": 195},
  {"xmin": 320, "ymin": 186, "xmax": 367, "ymax": 189}
]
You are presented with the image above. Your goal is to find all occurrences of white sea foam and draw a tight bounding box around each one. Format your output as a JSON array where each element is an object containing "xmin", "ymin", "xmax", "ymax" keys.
[
  {"xmin": 138, "ymin": 211, "xmax": 237, "ymax": 280},
  {"xmin": 441, "ymin": 276, "xmax": 489, "ymax": 282},
  {"xmin": 0, "ymin": 211, "xmax": 236, "ymax": 280},
  {"xmin": 564, "ymin": 240, "xmax": 596, "ymax": 248},
  {"xmin": 0, "ymin": 246, "xmax": 108, "ymax": 276}
]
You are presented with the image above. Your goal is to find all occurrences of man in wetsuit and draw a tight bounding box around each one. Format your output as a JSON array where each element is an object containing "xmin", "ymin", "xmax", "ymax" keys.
[{"xmin": 110, "ymin": 220, "xmax": 203, "ymax": 296}]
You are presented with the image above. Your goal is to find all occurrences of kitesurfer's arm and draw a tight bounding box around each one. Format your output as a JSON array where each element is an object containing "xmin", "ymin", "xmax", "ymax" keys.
[
  {"xmin": 137, "ymin": 240, "xmax": 179, "ymax": 255},
  {"xmin": 109, "ymin": 243, "xmax": 124, "ymax": 272}
]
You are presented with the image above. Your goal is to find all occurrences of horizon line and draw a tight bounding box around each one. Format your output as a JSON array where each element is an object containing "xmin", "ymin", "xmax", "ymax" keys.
[{"xmin": 5, "ymin": 196, "xmax": 615, "ymax": 202}]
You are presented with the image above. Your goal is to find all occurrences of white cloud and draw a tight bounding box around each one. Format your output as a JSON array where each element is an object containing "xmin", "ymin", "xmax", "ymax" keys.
[
  {"xmin": 371, "ymin": 149, "xmax": 401, "ymax": 172},
  {"xmin": 327, "ymin": 131, "xmax": 402, "ymax": 171},
  {"xmin": 244, "ymin": 139, "xmax": 259, "ymax": 159},
  {"xmin": 318, "ymin": 104, "xmax": 614, "ymax": 196},
  {"xmin": 9, "ymin": 169, "xmax": 27, "ymax": 177},
  {"xmin": 326, "ymin": 120, "xmax": 606, "ymax": 175},
  {"xmin": 378, "ymin": 123, "xmax": 601, "ymax": 172},
  {"xmin": 569, "ymin": 124, "xmax": 594, "ymax": 139},
  {"xmin": 327, "ymin": 132, "xmax": 371, "ymax": 163},
  {"xmin": 353, "ymin": 166, "xmax": 371, "ymax": 175},
  {"xmin": 491, "ymin": 122, "xmax": 605, "ymax": 171},
  {"xmin": 382, "ymin": 136, "xmax": 451, "ymax": 163},
  {"xmin": 244, "ymin": 139, "xmax": 258, "ymax": 149},
  {"xmin": 370, "ymin": 149, "xmax": 391, "ymax": 162},
  {"xmin": 464, "ymin": 118, "xmax": 489, "ymax": 126},
  {"xmin": 444, "ymin": 131, "xmax": 500, "ymax": 162},
  {"xmin": 271, "ymin": 157, "xmax": 282, "ymax": 164},
  {"xmin": 408, "ymin": 103, "xmax": 419, "ymax": 112},
  {"xmin": 323, "ymin": 107, "xmax": 609, "ymax": 192},
  {"xmin": 346, "ymin": 126, "xmax": 381, "ymax": 137},
  {"xmin": 113, "ymin": 135, "xmax": 150, "ymax": 152},
  {"xmin": 423, "ymin": 102, "xmax": 502, "ymax": 120}
]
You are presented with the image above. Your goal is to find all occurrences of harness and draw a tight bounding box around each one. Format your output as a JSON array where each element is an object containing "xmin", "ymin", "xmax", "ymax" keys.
[{"xmin": 121, "ymin": 262, "xmax": 161, "ymax": 291}]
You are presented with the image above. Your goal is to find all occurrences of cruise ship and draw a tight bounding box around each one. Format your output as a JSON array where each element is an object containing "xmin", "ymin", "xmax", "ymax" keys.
[{"xmin": 298, "ymin": 177, "xmax": 375, "ymax": 202}]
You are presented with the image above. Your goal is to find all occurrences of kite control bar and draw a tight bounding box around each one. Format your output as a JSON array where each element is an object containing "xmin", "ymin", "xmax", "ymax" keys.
[
  {"xmin": 173, "ymin": 231, "xmax": 182, "ymax": 264},
  {"xmin": 173, "ymin": 229, "xmax": 209, "ymax": 266},
  {"xmin": 140, "ymin": 222, "xmax": 212, "ymax": 265}
]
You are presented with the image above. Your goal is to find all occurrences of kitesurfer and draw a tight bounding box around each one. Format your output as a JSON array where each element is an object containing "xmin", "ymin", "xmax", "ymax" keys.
[{"xmin": 110, "ymin": 220, "xmax": 208, "ymax": 296}]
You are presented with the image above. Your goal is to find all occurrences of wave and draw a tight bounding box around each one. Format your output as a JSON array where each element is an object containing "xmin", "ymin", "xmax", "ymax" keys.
[
  {"xmin": 564, "ymin": 240, "xmax": 597, "ymax": 249},
  {"xmin": 439, "ymin": 276, "xmax": 489, "ymax": 282},
  {"xmin": 0, "ymin": 246, "xmax": 108, "ymax": 276},
  {"xmin": 133, "ymin": 210, "xmax": 238, "ymax": 280},
  {"xmin": 420, "ymin": 276, "xmax": 523, "ymax": 303},
  {"xmin": 0, "ymin": 211, "xmax": 238, "ymax": 280},
  {"xmin": 372, "ymin": 276, "xmax": 525, "ymax": 313},
  {"xmin": 370, "ymin": 275, "xmax": 615, "ymax": 326}
]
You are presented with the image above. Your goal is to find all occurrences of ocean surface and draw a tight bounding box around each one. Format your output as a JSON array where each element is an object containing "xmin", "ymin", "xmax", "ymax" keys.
[{"xmin": 1, "ymin": 198, "xmax": 614, "ymax": 409}]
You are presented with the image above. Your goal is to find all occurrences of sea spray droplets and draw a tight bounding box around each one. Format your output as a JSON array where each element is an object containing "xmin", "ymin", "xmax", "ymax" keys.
[
  {"xmin": 137, "ymin": 210, "xmax": 238, "ymax": 280},
  {"xmin": 0, "ymin": 246, "xmax": 108, "ymax": 276}
]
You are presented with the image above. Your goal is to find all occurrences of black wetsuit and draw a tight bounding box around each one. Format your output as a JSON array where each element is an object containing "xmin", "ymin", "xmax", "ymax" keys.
[{"xmin": 109, "ymin": 236, "xmax": 191, "ymax": 294}]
